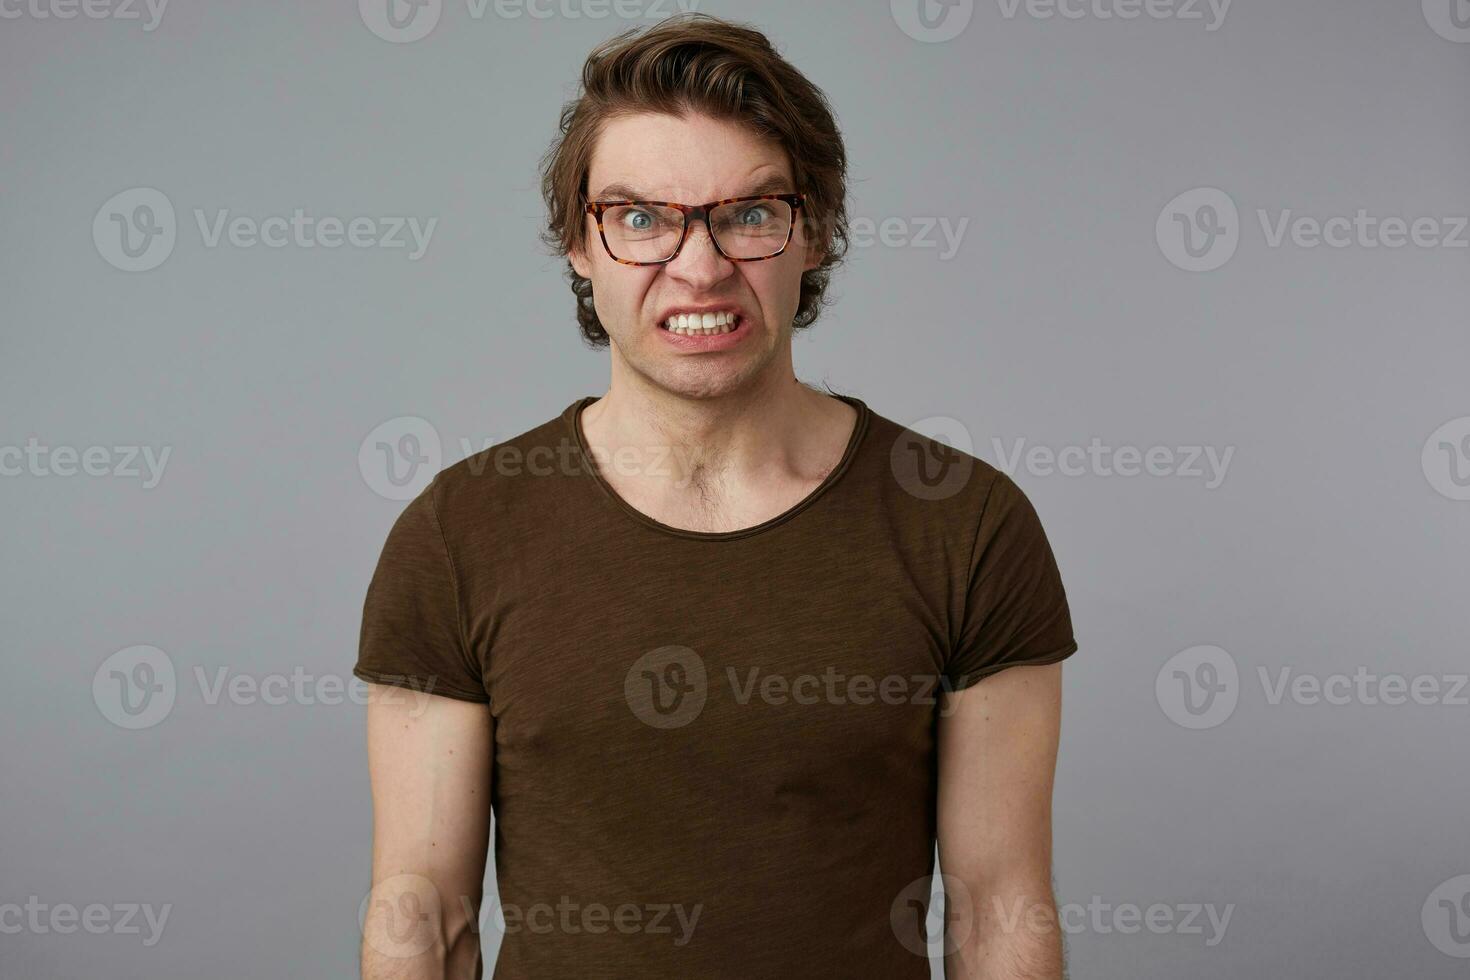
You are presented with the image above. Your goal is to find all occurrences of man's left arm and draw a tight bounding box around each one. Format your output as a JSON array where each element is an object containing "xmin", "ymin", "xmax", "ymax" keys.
[{"xmin": 936, "ymin": 661, "xmax": 1066, "ymax": 980}]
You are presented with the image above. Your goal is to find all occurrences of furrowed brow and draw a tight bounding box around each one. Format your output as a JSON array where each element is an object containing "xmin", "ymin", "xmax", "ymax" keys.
[
  {"xmin": 738, "ymin": 175, "xmax": 794, "ymax": 198},
  {"xmin": 592, "ymin": 183, "xmax": 646, "ymax": 202},
  {"xmin": 590, "ymin": 176, "xmax": 795, "ymax": 203}
]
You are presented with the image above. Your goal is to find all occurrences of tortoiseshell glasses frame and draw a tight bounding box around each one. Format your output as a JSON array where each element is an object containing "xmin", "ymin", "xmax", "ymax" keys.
[{"xmin": 583, "ymin": 193, "xmax": 807, "ymax": 266}]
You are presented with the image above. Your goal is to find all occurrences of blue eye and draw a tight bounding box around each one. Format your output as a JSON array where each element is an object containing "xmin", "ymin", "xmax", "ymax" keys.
[{"xmin": 736, "ymin": 206, "xmax": 772, "ymax": 226}]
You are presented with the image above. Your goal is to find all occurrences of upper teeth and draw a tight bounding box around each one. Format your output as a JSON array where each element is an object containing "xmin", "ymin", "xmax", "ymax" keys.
[{"xmin": 664, "ymin": 311, "xmax": 738, "ymax": 335}]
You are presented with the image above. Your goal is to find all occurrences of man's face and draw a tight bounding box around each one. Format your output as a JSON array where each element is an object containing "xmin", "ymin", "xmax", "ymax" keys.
[{"xmin": 570, "ymin": 111, "xmax": 822, "ymax": 401}]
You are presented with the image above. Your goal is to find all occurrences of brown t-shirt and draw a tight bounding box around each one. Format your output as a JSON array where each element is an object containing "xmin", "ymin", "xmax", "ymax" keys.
[{"xmin": 355, "ymin": 394, "xmax": 1077, "ymax": 978}]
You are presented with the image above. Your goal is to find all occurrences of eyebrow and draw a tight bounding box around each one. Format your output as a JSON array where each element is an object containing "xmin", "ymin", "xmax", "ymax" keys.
[{"xmin": 590, "ymin": 175, "xmax": 793, "ymax": 202}]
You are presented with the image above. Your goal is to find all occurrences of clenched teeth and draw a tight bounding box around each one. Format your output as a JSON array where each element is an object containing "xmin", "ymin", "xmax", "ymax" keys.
[{"xmin": 663, "ymin": 311, "xmax": 740, "ymax": 335}]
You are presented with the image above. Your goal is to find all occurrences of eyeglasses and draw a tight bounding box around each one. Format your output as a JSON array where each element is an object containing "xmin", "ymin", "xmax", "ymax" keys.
[{"xmin": 583, "ymin": 193, "xmax": 805, "ymax": 266}]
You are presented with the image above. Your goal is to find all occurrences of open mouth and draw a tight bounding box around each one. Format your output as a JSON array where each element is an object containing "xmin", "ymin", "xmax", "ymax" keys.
[{"xmin": 659, "ymin": 311, "xmax": 742, "ymax": 337}]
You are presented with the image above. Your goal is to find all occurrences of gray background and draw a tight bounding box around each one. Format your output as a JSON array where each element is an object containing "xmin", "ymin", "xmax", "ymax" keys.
[{"xmin": 3, "ymin": 0, "xmax": 1468, "ymax": 977}]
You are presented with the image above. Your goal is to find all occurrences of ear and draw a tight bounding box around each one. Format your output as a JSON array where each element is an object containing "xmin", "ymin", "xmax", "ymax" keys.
[
  {"xmin": 801, "ymin": 240, "xmax": 826, "ymax": 273},
  {"xmin": 796, "ymin": 212, "xmax": 826, "ymax": 272},
  {"xmin": 569, "ymin": 241, "xmax": 592, "ymax": 280}
]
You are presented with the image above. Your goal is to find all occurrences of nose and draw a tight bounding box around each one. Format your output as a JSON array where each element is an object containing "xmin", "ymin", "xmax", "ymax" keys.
[{"xmin": 663, "ymin": 215, "xmax": 734, "ymax": 287}]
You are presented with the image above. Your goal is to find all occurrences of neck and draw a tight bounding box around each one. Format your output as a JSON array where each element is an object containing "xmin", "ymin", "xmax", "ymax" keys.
[{"xmin": 582, "ymin": 368, "xmax": 843, "ymax": 490}]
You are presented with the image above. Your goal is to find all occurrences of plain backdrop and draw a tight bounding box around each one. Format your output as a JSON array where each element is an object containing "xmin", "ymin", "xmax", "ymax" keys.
[{"xmin": 2, "ymin": 1, "xmax": 1468, "ymax": 977}]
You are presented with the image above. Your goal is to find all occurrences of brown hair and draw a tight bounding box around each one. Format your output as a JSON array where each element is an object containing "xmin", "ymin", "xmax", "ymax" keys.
[{"xmin": 538, "ymin": 13, "xmax": 850, "ymax": 348}]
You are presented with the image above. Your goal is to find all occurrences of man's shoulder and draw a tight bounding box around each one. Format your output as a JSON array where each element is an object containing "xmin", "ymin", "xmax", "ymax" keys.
[
  {"xmin": 423, "ymin": 402, "xmax": 588, "ymax": 529},
  {"xmin": 856, "ymin": 400, "xmax": 1011, "ymax": 518}
]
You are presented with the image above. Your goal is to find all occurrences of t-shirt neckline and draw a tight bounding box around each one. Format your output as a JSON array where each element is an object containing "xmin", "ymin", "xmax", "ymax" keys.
[{"xmin": 564, "ymin": 393, "xmax": 871, "ymax": 542}]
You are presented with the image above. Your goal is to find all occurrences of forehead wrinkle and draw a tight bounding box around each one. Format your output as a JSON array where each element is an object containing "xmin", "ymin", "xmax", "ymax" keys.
[{"xmin": 591, "ymin": 172, "xmax": 794, "ymax": 203}]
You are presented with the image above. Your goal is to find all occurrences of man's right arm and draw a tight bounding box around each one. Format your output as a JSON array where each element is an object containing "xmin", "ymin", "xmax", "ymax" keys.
[{"xmin": 361, "ymin": 682, "xmax": 493, "ymax": 980}]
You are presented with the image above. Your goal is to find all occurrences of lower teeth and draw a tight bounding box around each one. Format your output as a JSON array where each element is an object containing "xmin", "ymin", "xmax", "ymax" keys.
[{"xmin": 667, "ymin": 318, "xmax": 737, "ymax": 335}]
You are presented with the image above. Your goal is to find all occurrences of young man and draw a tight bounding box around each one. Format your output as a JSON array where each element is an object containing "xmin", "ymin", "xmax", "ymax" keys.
[{"xmin": 356, "ymin": 14, "xmax": 1077, "ymax": 979}]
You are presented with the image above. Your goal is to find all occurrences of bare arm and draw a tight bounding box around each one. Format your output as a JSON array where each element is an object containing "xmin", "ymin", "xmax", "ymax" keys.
[
  {"xmin": 937, "ymin": 662, "xmax": 1066, "ymax": 980},
  {"xmin": 361, "ymin": 682, "xmax": 494, "ymax": 980}
]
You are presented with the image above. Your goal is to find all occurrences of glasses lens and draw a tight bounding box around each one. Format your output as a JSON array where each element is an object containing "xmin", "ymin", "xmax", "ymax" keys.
[
  {"xmin": 601, "ymin": 204, "xmax": 686, "ymax": 263},
  {"xmin": 710, "ymin": 199, "xmax": 794, "ymax": 259}
]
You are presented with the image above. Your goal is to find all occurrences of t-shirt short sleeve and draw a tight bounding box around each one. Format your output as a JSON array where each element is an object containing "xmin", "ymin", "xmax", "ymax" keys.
[
  {"xmin": 354, "ymin": 481, "xmax": 489, "ymax": 703},
  {"xmin": 944, "ymin": 471, "xmax": 1078, "ymax": 691}
]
